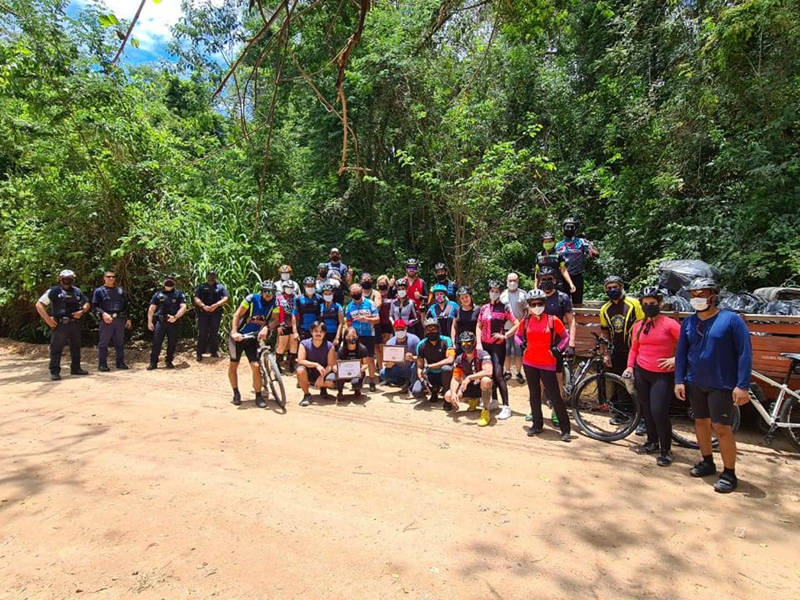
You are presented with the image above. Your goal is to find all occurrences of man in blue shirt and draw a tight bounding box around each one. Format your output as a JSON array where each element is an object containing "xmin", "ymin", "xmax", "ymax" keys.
[
  {"xmin": 92, "ymin": 269, "xmax": 131, "ymax": 371},
  {"xmin": 675, "ymin": 277, "xmax": 752, "ymax": 494},
  {"xmin": 147, "ymin": 275, "xmax": 188, "ymax": 370},
  {"xmin": 345, "ymin": 283, "xmax": 380, "ymax": 391},
  {"xmin": 193, "ymin": 270, "xmax": 229, "ymax": 361},
  {"xmin": 379, "ymin": 319, "xmax": 420, "ymax": 392}
]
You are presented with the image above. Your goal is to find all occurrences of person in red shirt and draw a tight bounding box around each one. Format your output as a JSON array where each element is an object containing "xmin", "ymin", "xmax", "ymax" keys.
[
  {"xmin": 403, "ymin": 258, "xmax": 428, "ymax": 314},
  {"xmin": 624, "ymin": 287, "xmax": 681, "ymax": 466},
  {"xmin": 517, "ymin": 289, "xmax": 571, "ymax": 441}
]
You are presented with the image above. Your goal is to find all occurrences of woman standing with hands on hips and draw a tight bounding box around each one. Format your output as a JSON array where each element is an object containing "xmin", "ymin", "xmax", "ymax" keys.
[{"xmin": 623, "ymin": 287, "xmax": 681, "ymax": 466}]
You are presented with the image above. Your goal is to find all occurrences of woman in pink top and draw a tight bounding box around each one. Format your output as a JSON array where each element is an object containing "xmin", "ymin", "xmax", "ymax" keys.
[{"xmin": 624, "ymin": 287, "xmax": 681, "ymax": 466}]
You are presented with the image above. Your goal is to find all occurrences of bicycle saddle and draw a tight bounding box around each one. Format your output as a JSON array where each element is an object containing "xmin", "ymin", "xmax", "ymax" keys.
[{"xmin": 780, "ymin": 353, "xmax": 800, "ymax": 362}]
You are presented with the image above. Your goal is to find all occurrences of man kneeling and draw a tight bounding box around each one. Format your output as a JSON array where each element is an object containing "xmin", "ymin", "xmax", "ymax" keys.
[
  {"xmin": 297, "ymin": 321, "xmax": 337, "ymax": 407},
  {"xmin": 445, "ymin": 332, "xmax": 494, "ymax": 427}
]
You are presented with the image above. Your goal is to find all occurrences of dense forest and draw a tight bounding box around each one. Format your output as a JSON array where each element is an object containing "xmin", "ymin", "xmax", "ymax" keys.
[{"xmin": 0, "ymin": 0, "xmax": 798, "ymax": 339}]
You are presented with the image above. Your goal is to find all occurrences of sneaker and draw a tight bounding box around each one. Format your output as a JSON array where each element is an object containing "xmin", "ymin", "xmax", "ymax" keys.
[
  {"xmin": 255, "ymin": 394, "xmax": 267, "ymax": 408},
  {"xmin": 320, "ymin": 388, "xmax": 330, "ymax": 398},
  {"xmin": 497, "ymin": 405, "xmax": 512, "ymax": 420},
  {"xmin": 489, "ymin": 398, "xmax": 499, "ymax": 411},
  {"xmin": 231, "ymin": 390, "xmax": 241, "ymax": 406},
  {"xmin": 525, "ymin": 413, "xmax": 533, "ymax": 422},
  {"xmin": 560, "ymin": 432, "xmax": 572, "ymax": 442},
  {"xmin": 477, "ymin": 409, "xmax": 491, "ymax": 427},
  {"xmin": 690, "ymin": 459, "xmax": 716, "ymax": 478},
  {"xmin": 635, "ymin": 420, "xmax": 647, "ymax": 436},
  {"xmin": 467, "ymin": 398, "xmax": 480, "ymax": 412},
  {"xmin": 336, "ymin": 391, "xmax": 345, "ymax": 402},
  {"xmin": 146, "ymin": 363, "xmax": 157, "ymax": 371},
  {"xmin": 551, "ymin": 411, "xmax": 560, "ymax": 427},
  {"xmin": 527, "ymin": 426, "xmax": 542, "ymax": 437},
  {"xmin": 503, "ymin": 372, "xmax": 512, "ymax": 382},
  {"xmin": 165, "ymin": 361, "xmax": 175, "ymax": 369},
  {"xmin": 515, "ymin": 373, "xmax": 525, "ymax": 385},
  {"xmin": 399, "ymin": 383, "xmax": 410, "ymax": 394},
  {"xmin": 656, "ymin": 452, "xmax": 673, "ymax": 467},
  {"xmin": 71, "ymin": 368, "xmax": 89, "ymax": 375},
  {"xmin": 210, "ymin": 352, "xmax": 220, "ymax": 358},
  {"xmin": 116, "ymin": 363, "xmax": 129, "ymax": 370},
  {"xmin": 196, "ymin": 355, "xmax": 203, "ymax": 362},
  {"xmin": 369, "ymin": 380, "xmax": 376, "ymax": 393},
  {"xmin": 429, "ymin": 391, "xmax": 440, "ymax": 403},
  {"xmin": 51, "ymin": 373, "xmax": 61, "ymax": 381},
  {"xmin": 635, "ymin": 442, "xmax": 660, "ymax": 455},
  {"xmin": 300, "ymin": 394, "xmax": 312, "ymax": 407},
  {"xmin": 98, "ymin": 365, "xmax": 110, "ymax": 372},
  {"xmin": 713, "ymin": 473, "xmax": 737, "ymax": 494}
]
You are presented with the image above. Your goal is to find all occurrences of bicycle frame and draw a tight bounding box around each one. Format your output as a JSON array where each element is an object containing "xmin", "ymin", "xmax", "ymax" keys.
[{"xmin": 750, "ymin": 370, "xmax": 800, "ymax": 430}]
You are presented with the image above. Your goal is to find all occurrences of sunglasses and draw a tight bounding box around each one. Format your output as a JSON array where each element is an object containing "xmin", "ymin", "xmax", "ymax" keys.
[
  {"xmin": 104, "ymin": 275, "xmax": 116, "ymax": 279},
  {"xmin": 527, "ymin": 302, "xmax": 545, "ymax": 307}
]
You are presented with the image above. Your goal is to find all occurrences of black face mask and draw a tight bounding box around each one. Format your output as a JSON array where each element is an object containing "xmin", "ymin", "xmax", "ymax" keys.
[
  {"xmin": 540, "ymin": 280, "xmax": 555, "ymax": 292},
  {"xmin": 331, "ymin": 255, "xmax": 341, "ymax": 263},
  {"xmin": 345, "ymin": 338, "xmax": 358, "ymax": 345},
  {"xmin": 164, "ymin": 281, "xmax": 175, "ymax": 288},
  {"xmin": 564, "ymin": 227, "xmax": 576, "ymax": 237},
  {"xmin": 462, "ymin": 344, "xmax": 475, "ymax": 353},
  {"xmin": 435, "ymin": 273, "xmax": 447, "ymax": 281},
  {"xmin": 378, "ymin": 284, "xmax": 388, "ymax": 291},
  {"xmin": 352, "ymin": 293, "xmax": 362, "ymax": 301},
  {"xmin": 426, "ymin": 332, "xmax": 439, "ymax": 342},
  {"xmin": 362, "ymin": 282, "xmax": 372, "ymax": 290},
  {"xmin": 643, "ymin": 304, "xmax": 661, "ymax": 318}
]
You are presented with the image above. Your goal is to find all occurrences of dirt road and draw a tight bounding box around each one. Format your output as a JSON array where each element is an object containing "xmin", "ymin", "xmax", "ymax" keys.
[{"xmin": 1, "ymin": 340, "xmax": 799, "ymax": 600}]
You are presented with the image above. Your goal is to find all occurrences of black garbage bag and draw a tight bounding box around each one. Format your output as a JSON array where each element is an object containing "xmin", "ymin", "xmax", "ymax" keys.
[
  {"xmin": 662, "ymin": 295, "xmax": 692, "ymax": 312},
  {"xmin": 762, "ymin": 301, "xmax": 793, "ymax": 315},
  {"xmin": 719, "ymin": 292, "xmax": 764, "ymax": 314},
  {"xmin": 658, "ymin": 260, "xmax": 721, "ymax": 293}
]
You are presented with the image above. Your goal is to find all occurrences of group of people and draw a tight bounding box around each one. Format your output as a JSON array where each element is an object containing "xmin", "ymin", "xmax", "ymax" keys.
[{"xmin": 35, "ymin": 218, "xmax": 752, "ymax": 493}]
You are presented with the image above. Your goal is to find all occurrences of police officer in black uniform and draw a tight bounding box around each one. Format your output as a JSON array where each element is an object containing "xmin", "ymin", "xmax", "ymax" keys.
[
  {"xmin": 147, "ymin": 274, "xmax": 187, "ymax": 370},
  {"xmin": 193, "ymin": 270, "xmax": 229, "ymax": 361},
  {"xmin": 92, "ymin": 269, "xmax": 131, "ymax": 372},
  {"xmin": 35, "ymin": 269, "xmax": 91, "ymax": 381}
]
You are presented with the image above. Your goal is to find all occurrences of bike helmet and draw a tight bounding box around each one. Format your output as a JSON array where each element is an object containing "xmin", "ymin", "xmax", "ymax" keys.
[
  {"xmin": 423, "ymin": 317, "xmax": 440, "ymax": 330},
  {"xmin": 603, "ymin": 275, "xmax": 624, "ymax": 288},
  {"xmin": 396, "ymin": 278, "xmax": 409, "ymax": 288},
  {"xmin": 639, "ymin": 286, "xmax": 663, "ymax": 302},
  {"xmin": 317, "ymin": 262, "xmax": 329, "ymax": 271},
  {"xmin": 541, "ymin": 231, "xmax": 555, "ymax": 240},
  {"xmin": 538, "ymin": 265, "xmax": 558, "ymax": 279},
  {"xmin": 687, "ymin": 277, "xmax": 720, "ymax": 293},
  {"xmin": 431, "ymin": 283, "xmax": 448, "ymax": 294},
  {"xmin": 434, "ymin": 262, "xmax": 447, "ymax": 272},
  {"xmin": 260, "ymin": 281, "xmax": 276, "ymax": 293},
  {"xmin": 279, "ymin": 265, "xmax": 293, "ymax": 274},
  {"xmin": 303, "ymin": 276, "xmax": 316, "ymax": 286},
  {"xmin": 361, "ymin": 272, "xmax": 372, "ymax": 281},
  {"xmin": 456, "ymin": 285, "xmax": 472, "ymax": 296},
  {"xmin": 459, "ymin": 331, "xmax": 477, "ymax": 348},
  {"xmin": 563, "ymin": 216, "xmax": 580, "ymax": 228},
  {"xmin": 321, "ymin": 283, "xmax": 334, "ymax": 292},
  {"xmin": 487, "ymin": 279, "xmax": 504, "ymax": 290},
  {"xmin": 58, "ymin": 269, "xmax": 76, "ymax": 279},
  {"xmin": 526, "ymin": 289, "xmax": 547, "ymax": 303},
  {"xmin": 405, "ymin": 258, "xmax": 420, "ymax": 269}
]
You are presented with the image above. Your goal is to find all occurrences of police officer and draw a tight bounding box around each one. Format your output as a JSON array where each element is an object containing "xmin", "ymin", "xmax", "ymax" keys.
[
  {"xmin": 92, "ymin": 269, "xmax": 131, "ymax": 372},
  {"xmin": 193, "ymin": 270, "xmax": 229, "ymax": 361},
  {"xmin": 147, "ymin": 274, "xmax": 187, "ymax": 370},
  {"xmin": 35, "ymin": 269, "xmax": 91, "ymax": 380}
]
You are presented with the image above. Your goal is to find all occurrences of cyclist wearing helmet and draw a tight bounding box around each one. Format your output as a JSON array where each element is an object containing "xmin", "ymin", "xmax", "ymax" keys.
[
  {"xmin": 623, "ymin": 287, "xmax": 681, "ymax": 466},
  {"xmin": 345, "ymin": 283, "xmax": 380, "ymax": 392},
  {"xmin": 296, "ymin": 321, "xmax": 337, "ymax": 406},
  {"xmin": 451, "ymin": 286, "xmax": 480, "ymax": 350},
  {"xmin": 319, "ymin": 283, "xmax": 344, "ymax": 345},
  {"xmin": 379, "ymin": 319, "xmax": 421, "ymax": 392},
  {"xmin": 535, "ymin": 231, "xmax": 576, "ymax": 295},
  {"xmin": 315, "ymin": 263, "xmax": 330, "ymax": 293},
  {"xmin": 228, "ymin": 281, "xmax": 281, "ymax": 407},
  {"xmin": 274, "ymin": 265, "xmax": 300, "ymax": 297},
  {"xmin": 326, "ymin": 247, "xmax": 354, "ymax": 287},
  {"xmin": 390, "ymin": 278, "xmax": 420, "ymax": 335},
  {"xmin": 500, "ymin": 272, "xmax": 527, "ymax": 385},
  {"xmin": 555, "ymin": 217, "xmax": 598, "ymax": 306},
  {"xmin": 326, "ymin": 269, "xmax": 346, "ymax": 305},
  {"xmin": 276, "ymin": 279, "xmax": 299, "ymax": 372},
  {"xmin": 403, "ymin": 258, "xmax": 428, "ymax": 312},
  {"xmin": 517, "ymin": 289, "xmax": 571, "ymax": 441},
  {"xmin": 427, "ymin": 262, "xmax": 457, "ymax": 303},
  {"xmin": 293, "ymin": 276, "xmax": 323, "ymax": 342},
  {"xmin": 445, "ymin": 331, "xmax": 494, "ymax": 427},
  {"xmin": 375, "ymin": 275, "xmax": 395, "ymax": 368},
  {"xmin": 411, "ymin": 317, "xmax": 456, "ymax": 405},
  {"xmin": 675, "ymin": 277, "xmax": 752, "ymax": 493},
  {"xmin": 476, "ymin": 280, "xmax": 520, "ymax": 420},
  {"xmin": 426, "ymin": 283, "xmax": 459, "ymax": 337}
]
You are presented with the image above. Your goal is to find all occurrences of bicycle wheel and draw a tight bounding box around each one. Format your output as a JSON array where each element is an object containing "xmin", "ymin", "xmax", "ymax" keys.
[
  {"xmin": 671, "ymin": 404, "xmax": 741, "ymax": 450},
  {"xmin": 571, "ymin": 372, "xmax": 640, "ymax": 441},
  {"xmin": 748, "ymin": 383, "xmax": 772, "ymax": 434},
  {"xmin": 779, "ymin": 395, "xmax": 800, "ymax": 452},
  {"xmin": 261, "ymin": 352, "xmax": 287, "ymax": 409}
]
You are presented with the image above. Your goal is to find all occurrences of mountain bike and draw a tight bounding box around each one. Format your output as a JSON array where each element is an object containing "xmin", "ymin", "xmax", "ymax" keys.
[
  {"xmin": 241, "ymin": 333, "xmax": 287, "ymax": 409},
  {"xmin": 747, "ymin": 353, "xmax": 800, "ymax": 452}
]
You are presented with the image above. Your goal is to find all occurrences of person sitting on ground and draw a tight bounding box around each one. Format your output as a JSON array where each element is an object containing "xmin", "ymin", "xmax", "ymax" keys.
[
  {"xmin": 334, "ymin": 327, "xmax": 370, "ymax": 401},
  {"xmin": 426, "ymin": 283, "xmax": 458, "ymax": 339},
  {"xmin": 411, "ymin": 317, "xmax": 456, "ymax": 406},
  {"xmin": 296, "ymin": 321, "xmax": 338, "ymax": 406},
  {"xmin": 379, "ymin": 319, "xmax": 421, "ymax": 393},
  {"xmin": 445, "ymin": 332, "xmax": 494, "ymax": 427}
]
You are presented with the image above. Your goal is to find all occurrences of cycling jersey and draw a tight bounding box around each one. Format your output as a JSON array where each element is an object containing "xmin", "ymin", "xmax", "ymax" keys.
[
  {"xmin": 426, "ymin": 300, "xmax": 458, "ymax": 337},
  {"xmin": 453, "ymin": 349, "xmax": 491, "ymax": 380},
  {"xmin": 477, "ymin": 302, "xmax": 514, "ymax": 345},
  {"xmin": 405, "ymin": 277, "xmax": 428, "ymax": 310},
  {"xmin": 416, "ymin": 336, "xmax": 455, "ymax": 372},
  {"xmin": 238, "ymin": 293, "xmax": 280, "ymax": 335},
  {"xmin": 453, "ymin": 306, "xmax": 480, "ymax": 339},
  {"xmin": 320, "ymin": 301, "xmax": 343, "ymax": 334},
  {"xmin": 345, "ymin": 298, "xmax": 378, "ymax": 337},
  {"xmin": 276, "ymin": 294, "xmax": 296, "ymax": 329},
  {"xmin": 600, "ymin": 296, "xmax": 644, "ymax": 350},
  {"xmin": 555, "ymin": 237, "xmax": 594, "ymax": 276},
  {"xmin": 390, "ymin": 299, "xmax": 418, "ymax": 326},
  {"xmin": 293, "ymin": 294, "xmax": 323, "ymax": 333}
]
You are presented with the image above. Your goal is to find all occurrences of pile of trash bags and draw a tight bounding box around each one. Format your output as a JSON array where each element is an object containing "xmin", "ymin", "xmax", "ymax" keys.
[{"xmin": 656, "ymin": 260, "xmax": 800, "ymax": 315}]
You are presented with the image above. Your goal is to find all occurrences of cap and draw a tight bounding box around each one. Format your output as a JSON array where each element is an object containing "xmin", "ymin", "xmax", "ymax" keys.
[
  {"xmin": 330, "ymin": 247, "xmax": 340, "ymax": 254},
  {"xmin": 58, "ymin": 269, "xmax": 75, "ymax": 278},
  {"xmin": 393, "ymin": 319, "xmax": 408, "ymax": 330}
]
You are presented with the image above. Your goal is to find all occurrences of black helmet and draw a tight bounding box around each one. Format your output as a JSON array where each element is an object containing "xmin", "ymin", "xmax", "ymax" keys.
[
  {"xmin": 603, "ymin": 275, "xmax": 624, "ymax": 287},
  {"xmin": 538, "ymin": 265, "xmax": 558, "ymax": 279},
  {"xmin": 303, "ymin": 276, "xmax": 316, "ymax": 286},
  {"xmin": 260, "ymin": 281, "xmax": 276, "ymax": 293},
  {"xmin": 639, "ymin": 286, "xmax": 663, "ymax": 302},
  {"xmin": 542, "ymin": 230, "xmax": 555, "ymax": 240},
  {"xmin": 563, "ymin": 216, "xmax": 579, "ymax": 227},
  {"xmin": 396, "ymin": 278, "xmax": 409, "ymax": 288},
  {"xmin": 434, "ymin": 262, "xmax": 447, "ymax": 272},
  {"xmin": 487, "ymin": 279, "xmax": 504, "ymax": 290},
  {"xmin": 456, "ymin": 285, "xmax": 472, "ymax": 296},
  {"xmin": 459, "ymin": 331, "xmax": 477, "ymax": 346},
  {"xmin": 687, "ymin": 277, "xmax": 720, "ymax": 293},
  {"xmin": 405, "ymin": 258, "xmax": 420, "ymax": 268},
  {"xmin": 321, "ymin": 283, "xmax": 334, "ymax": 292}
]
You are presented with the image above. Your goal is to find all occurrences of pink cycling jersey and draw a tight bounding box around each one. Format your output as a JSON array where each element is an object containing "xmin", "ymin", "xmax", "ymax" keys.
[{"xmin": 627, "ymin": 316, "xmax": 681, "ymax": 373}]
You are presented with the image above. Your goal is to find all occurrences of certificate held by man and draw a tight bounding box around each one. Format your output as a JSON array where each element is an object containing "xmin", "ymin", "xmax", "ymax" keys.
[{"xmin": 382, "ymin": 345, "xmax": 406, "ymax": 364}]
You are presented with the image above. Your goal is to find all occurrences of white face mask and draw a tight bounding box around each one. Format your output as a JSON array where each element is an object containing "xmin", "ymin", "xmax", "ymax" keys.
[
  {"xmin": 396, "ymin": 330, "xmax": 407, "ymax": 340},
  {"xmin": 531, "ymin": 305, "xmax": 545, "ymax": 316},
  {"xmin": 489, "ymin": 292, "xmax": 500, "ymax": 302},
  {"xmin": 507, "ymin": 282, "xmax": 518, "ymax": 291},
  {"xmin": 280, "ymin": 273, "xmax": 290, "ymax": 281},
  {"xmin": 323, "ymin": 294, "xmax": 333, "ymax": 302},
  {"xmin": 690, "ymin": 297, "xmax": 710, "ymax": 311},
  {"xmin": 397, "ymin": 289, "xmax": 407, "ymax": 298},
  {"xmin": 305, "ymin": 287, "xmax": 315, "ymax": 297}
]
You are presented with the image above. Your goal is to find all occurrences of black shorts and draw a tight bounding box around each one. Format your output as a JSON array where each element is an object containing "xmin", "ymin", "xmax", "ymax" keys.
[
  {"xmin": 361, "ymin": 336, "xmax": 376, "ymax": 357},
  {"xmin": 687, "ymin": 383, "xmax": 736, "ymax": 425},
  {"xmin": 228, "ymin": 336, "xmax": 258, "ymax": 363},
  {"xmin": 279, "ymin": 324, "xmax": 293, "ymax": 336},
  {"xmin": 462, "ymin": 382, "xmax": 482, "ymax": 398},
  {"xmin": 378, "ymin": 323, "xmax": 394, "ymax": 337},
  {"xmin": 299, "ymin": 366, "xmax": 336, "ymax": 386}
]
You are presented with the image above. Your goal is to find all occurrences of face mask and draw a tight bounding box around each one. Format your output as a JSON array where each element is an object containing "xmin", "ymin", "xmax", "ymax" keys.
[
  {"xmin": 489, "ymin": 292, "xmax": 500, "ymax": 302},
  {"xmin": 543, "ymin": 241, "xmax": 555, "ymax": 251},
  {"xmin": 164, "ymin": 280, "xmax": 175, "ymax": 288},
  {"xmin": 507, "ymin": 282, "xmax": 518, "ymax": 291},
  {"xmin": 462, "ymin": 344, "xmax": 475, "ymax": 354},
  {"xmin": 61, "ymin": 279, "xmax": 74, "ymax": 287},
  {"xmin": 643, "ymin": 304, "xmax": 660, "ymax": 318},
  {"xmin": 378, "ymin": 284, "xmax": 388, "ymax": 291},
  {"xmin": 362, "ymin": 281, "xmax": 372, "ymax": 290},
  {"xmin": 606, "ymin": 288, "xmax": 622, "ymax": 300},
  {"xmin": 396, "ymin": 330, "xmax": 407, "ymax": 340},
  {"xmin": 305, "ymin": 287, "xmax": 316, "ymax": 296},
  {"xmin": 280, "ymin": 273, "xmax": 290, "ymax": 281},
  {"xmin": 397, "ymin": 289, "xmax": 407, "ymax": 298},
  {"xmin": 318, "ymin": 271, "xmax": 327, "ymax": 279},
  {"xmin": 531, "ymin": 305, "xmax": 545, "ymax": 316},
  {"xmin": 435, "ymin": 273, "xmax": 447, "ymax": 281},
  {"xmin": 331, "ymin": 256, "xmax": 340, "ymax": 263},
  {"xmin": 564, "ymin": 227, "xmax": 576, "ymax": 237},
  {"xmin": 346, "ymin": 338, "xmax": 357, "ymax": 345},
  {"xmin": 690, "ymin": 297, "xmax": 710, "ymax": 311},
  {"xmin": 323, "ymin": 294, "xmax": 333, "ymax": 302},
  {"xmin": 540, "ymin": 280, "xmax": 555, "ymax": 292},
  {"xmin": 352, "ymin": 293, "xmax": 362, "ymax": 301},
  {"xmin": 435, "ymin": 294, "xmax": 446, "ymax": 303},
  {"xmin": 426, "ymin": 332, "xmax": 439, "ymax": 342}
]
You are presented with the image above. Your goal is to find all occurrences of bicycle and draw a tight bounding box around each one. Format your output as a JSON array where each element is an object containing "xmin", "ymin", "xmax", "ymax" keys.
[
  {"xmin": 570, "ymin": 333, "xmax": 641, "ymax": 441},
  {"xmin": 747, "ymin": 353, "xmax": 800, "ymax": 452},
  {"xmin": 240, "ymin": 333, "xmax": 287, "ymax": 409}
]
